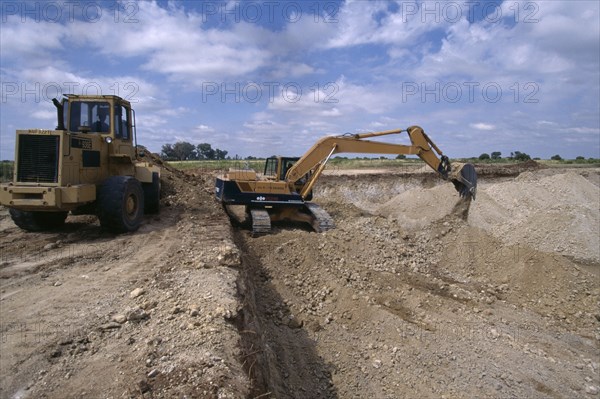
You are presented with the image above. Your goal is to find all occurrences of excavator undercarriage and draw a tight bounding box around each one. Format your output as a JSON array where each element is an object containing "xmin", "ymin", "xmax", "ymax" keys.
[{"xmin": 246, "ymin": 203, "xmax": 335, "ymax": 235}]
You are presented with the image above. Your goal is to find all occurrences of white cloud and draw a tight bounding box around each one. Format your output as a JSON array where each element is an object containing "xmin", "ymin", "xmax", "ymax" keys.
[
  {"xmin": 470, "ymin": 123, "xmax": 495, "ymax": 131},
  {"xmin": 1, "ymin": 1, "xmax": 598, "ymax": 159},
  {"xmin": 194, "ymin": 124, "xmax": 215, "ymax": 132},
  {"xmin": 0, "ymin": 20, "xmax": 67, "ymax": 67},
  {"xmin": 269, "ymin": 62, "xmax": 318, "ymax": 79},
  {"xmin": 566, "ymin": 127, "xmax": 600, "ymax": 135},
  {"xmin": 268, "ymin": 76, "xmax": 395, "ymax": 119},
  {"xmin": 323, "ymin": 1, "xmax": 449, "ymax": 49},
  {"xmin": 31, "ymin": 109, "xmax": 56, "ymax": 120}
]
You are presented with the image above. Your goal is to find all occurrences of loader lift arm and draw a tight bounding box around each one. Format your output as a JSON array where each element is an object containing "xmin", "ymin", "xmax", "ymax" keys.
[{"xmin": 286, "ymin": 126, "xmax": 477, "ymax": 200}]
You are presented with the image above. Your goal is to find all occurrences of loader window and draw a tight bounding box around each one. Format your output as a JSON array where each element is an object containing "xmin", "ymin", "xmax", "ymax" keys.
[
  {"xmin": 69, "ymin": 102, "xmax": 86, "ymax": 132},
  {"xmin": 93, "ymin": 105, "xmax": 110, "ymax": 133},
  {"xmin": 69, "ymin": 101, "xmax": 110, "ymax": 133},
  {"xmin": 114, "ymin": 105, "xmax": 130, "ymax": 140},
  {"xmin": 63, "ymin": 101, "xmax": 69, "ymax": 128}
]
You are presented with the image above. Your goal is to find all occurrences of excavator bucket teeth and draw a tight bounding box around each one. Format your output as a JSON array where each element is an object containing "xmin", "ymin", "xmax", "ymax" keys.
[{"xmin": 452, "ymin": 163, "xmax": 477, "ymax": 200}]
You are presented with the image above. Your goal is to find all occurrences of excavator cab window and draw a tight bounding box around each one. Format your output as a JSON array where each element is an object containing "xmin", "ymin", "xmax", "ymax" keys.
[
  {"xmin": 264, "ymin": 157, "xmax": 278, "ymax": 177},
  {"xmin": 280, "ymin": 157, "xmax": 299, "ymax": 180}
]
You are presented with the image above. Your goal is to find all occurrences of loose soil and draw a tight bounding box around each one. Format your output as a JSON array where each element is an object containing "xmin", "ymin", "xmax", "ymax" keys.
[{"xmin": 1, "ymin": 161, "xmax": 598, "ymax": 399}]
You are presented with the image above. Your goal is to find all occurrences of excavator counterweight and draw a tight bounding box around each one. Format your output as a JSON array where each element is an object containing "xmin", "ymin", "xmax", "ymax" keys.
[{"xmin": 215, "ymin": 126, "xmax": 477, "ymax": 234}]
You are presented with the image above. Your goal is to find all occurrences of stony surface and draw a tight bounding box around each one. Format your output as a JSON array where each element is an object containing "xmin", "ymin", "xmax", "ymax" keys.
[
  {"xmin": 0, "ymin": 160, "xmax": 249, "ymax": 399},
  {"xmin": 469, "ymin": 171, "xmax": 600, "ymax": 263},
  {"xmin": 1, "ymin": 163, "xmax": 598, "ymax": 399},
  {"xmin": 235, "ymin": 166, "xmax": 600, "ymax": 398}
]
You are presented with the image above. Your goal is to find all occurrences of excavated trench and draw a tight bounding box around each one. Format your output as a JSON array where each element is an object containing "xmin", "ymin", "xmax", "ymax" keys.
[
  {"xmin": 231, "ymin": 166, "xmax": 600, "ymax": 399},
  {"xmin": 233, "ymin": 232, "xmax": 337, "ymax": 398}
]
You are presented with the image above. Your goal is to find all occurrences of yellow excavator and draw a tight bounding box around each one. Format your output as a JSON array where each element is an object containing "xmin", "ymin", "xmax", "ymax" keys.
[{"xmin": 215, "ymin": 126, "xmax": 477, "ymax": 234}]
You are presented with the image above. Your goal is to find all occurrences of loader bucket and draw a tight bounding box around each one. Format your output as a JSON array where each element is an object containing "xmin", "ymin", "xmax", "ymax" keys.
[{"xmin": 451, "ymin": 163, "xmax": 477, "ymax": 200}]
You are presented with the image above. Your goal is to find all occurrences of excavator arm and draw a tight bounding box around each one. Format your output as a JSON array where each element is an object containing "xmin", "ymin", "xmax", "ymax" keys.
[{"xmin": 286, "ymin": 126, "xmax": 477, "ymax": 199}]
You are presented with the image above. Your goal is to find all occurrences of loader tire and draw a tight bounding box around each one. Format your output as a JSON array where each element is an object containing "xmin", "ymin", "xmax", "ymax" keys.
[
  {"xmin": 9, "ymin": 209, "xmax": 68, "ymax": 232},
  {"xmin": 142, "ymin": 172, "xmax": 160, "ymax": 214},
  {"xmin": 98, "ymin": 176, "xmax": 144, "ymax": 233}
]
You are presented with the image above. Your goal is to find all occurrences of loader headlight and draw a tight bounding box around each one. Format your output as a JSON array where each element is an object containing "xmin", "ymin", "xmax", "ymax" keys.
[{"xmin": 104, "ymin": 136, "xmax": 113, "ymax": 144}]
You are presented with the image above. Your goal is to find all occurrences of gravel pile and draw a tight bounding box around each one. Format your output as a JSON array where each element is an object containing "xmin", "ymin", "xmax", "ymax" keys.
[{"xmin": 469, "ymin": 172, "xmax": 600, "ymax": 263}]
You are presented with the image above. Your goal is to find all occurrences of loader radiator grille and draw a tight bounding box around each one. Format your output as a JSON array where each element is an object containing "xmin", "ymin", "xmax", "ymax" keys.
[{"xmin": 17, "ymin": 135, "xmax": 60, "ymax": 183}]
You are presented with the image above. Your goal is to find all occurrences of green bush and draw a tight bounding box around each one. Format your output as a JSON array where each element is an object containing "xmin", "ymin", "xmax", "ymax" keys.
[{"xmin": 0, "ymin": 161, "xmax": 14, "ymax": 182}]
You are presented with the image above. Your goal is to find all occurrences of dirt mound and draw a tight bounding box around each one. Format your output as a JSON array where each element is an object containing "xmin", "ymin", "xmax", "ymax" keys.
[
  {"xmin": 374, "ymin": 168, "xmax": 599, "ymax": 263},
  {"xmin": 317, "ymin": 173, "xmax": 441, "ymax": 212},
  {"xmin": 469, "ymin": 172, "xmax": 600, "ymax": 263},
  {"xmin": 137, "ymin": 147, "xmax": 184, "ymax": 177},
  {"xmin": 375, "ymin": 183, "xmax": 462, "ymax": 229}
]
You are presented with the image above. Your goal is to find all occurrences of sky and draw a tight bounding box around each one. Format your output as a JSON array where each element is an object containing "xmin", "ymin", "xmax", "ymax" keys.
[{"xmin": 1, "ymin": 0, "xmax": 599, "ymax": 160}]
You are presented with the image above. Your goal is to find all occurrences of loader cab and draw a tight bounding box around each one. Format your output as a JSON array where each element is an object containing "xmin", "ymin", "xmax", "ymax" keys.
[
  {"xmin": 57, "ymin": 95, "xmax": 136, "ymax": 159},
  {"xmin": 59, "ymin": 95, "xmax": 134, "ymax": 141},
  {"xmin": 264, "ymin": 157, "xmax": 300, "ymax": 181},
  {"xmin": 68, "ymin": 101, "xmax": 111, "ymax": 133}
]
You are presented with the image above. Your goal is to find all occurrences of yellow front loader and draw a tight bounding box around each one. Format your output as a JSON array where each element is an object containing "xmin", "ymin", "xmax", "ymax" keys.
[
  {"xmin": 0, "ymin": 95, "xmax": 160, "ymax": 233},
  {"xmin": 215, "ymin": 126, "xmax": 477, "ymax": 234}
]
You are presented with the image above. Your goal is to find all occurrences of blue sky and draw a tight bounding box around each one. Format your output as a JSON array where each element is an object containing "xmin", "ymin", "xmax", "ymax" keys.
[{"xmin": 1, "ymin": 0, "xmax": 599, "ymax": 160}]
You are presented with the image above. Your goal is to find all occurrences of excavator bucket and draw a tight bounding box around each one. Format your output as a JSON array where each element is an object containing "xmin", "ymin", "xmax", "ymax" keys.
[{"xmin": 450, "ymin": 163, "xmax": 478, "ymax": 200}]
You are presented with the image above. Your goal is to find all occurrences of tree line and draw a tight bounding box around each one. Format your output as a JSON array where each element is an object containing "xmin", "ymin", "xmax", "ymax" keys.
[
  {"xmin": 477, "ymin": 151, "xmax": 593, "ymax": 161},
  {"xmin": 477, "ymin": 151, "xmax": 531, "ymax": 161},
  {"xmin": 160, "ymin": 142, "xmax": 228, "ymax": 161},
  {"xmin": 159, "ymin": 142, "xmax": 594, "ymax": 163}
]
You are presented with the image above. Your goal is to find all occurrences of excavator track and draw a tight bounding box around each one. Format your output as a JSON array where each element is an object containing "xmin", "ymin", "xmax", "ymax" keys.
[
  {"xmin": 250, "ymin": 209, "xmax": 271, "ymax": 236},
  {"xmin": 305, "ymin": 202, "xmax": 335, "ymax": 232}
]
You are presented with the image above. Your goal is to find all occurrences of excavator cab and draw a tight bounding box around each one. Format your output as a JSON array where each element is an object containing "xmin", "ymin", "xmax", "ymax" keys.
[
  {"xmin": 263, "ymin": 156, "xmax": 314, "ymax": 200},
  {"xmin": 264, "ymin": 157, "xmax": 299, "ymax": 180}
]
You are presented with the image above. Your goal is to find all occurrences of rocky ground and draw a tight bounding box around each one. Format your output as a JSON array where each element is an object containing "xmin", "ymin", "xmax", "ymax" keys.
[
  {"xmin": 0, "ymin": 163, "xmax": 249, "ymax": 398},
  {"xmin": 1, "ymin": 162, "xmax": 599, "ymax": 398}
]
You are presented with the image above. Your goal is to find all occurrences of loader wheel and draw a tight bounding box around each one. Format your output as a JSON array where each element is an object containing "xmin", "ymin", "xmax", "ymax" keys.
[
  {"xmin": 9, "ymin": 209, "xmax": 68, "ymax": 232},
  {"xmin": 98, "ymin": 176, "xmax": 144, "ymax": 233},
  {"xmin": 142, "ymin": 172, "xmax": 160, "ymax": 214}
]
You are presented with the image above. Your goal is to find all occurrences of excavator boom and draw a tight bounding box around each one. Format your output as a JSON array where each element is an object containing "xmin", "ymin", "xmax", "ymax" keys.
[{"xmin": 286, "ymin": 126, "xmax": 477, "ymax": 200}]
